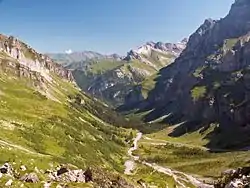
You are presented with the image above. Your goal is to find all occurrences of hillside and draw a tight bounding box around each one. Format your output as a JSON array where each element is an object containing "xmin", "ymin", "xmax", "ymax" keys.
[
  {"xmin": 0, "ymin": 35, "xmax": 137, "ymax": 187},
  {"xmin": 49, "ymin": 40, "xmax": 186, "ymax": 107},
  {"xmin": 124, "ymin": 0, "xmax": 250, "ymax": 150}
]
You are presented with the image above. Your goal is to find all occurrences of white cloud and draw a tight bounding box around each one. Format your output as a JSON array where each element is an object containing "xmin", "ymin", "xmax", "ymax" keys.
[{"xmin": 65, "ymin": 49, "xmax": 73, "ymax": 54}]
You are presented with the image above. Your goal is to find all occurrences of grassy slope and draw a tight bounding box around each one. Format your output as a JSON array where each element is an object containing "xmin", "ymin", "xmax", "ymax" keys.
[
  {"xmin": 135, "ymin": 125, "xmax": 250, "ymax": 179},
  {"xmin": 0, "ymin": 54, "xmax": 136, "ymax": 187},
  {"xmin": 87, "ymin": 59, "xmax": 124, "ymax": 75},
  {"xmin": 130, "ymin": 164, "xmax": 180, "ymax": 188},
  {"xmin": 127, "ymin": 50, "xmax": 175, "ymax": 100},
  {"xmin": 141, "ymin": 50, "xmax": 175, "ymax": 69},
  {"xmin": 140, "ymin": 74, "xmax": 159, "ymax": 99}
]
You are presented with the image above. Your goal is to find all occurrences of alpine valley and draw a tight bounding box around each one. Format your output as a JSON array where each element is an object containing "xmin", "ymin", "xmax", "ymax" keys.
[
  {"xmin": 48, "ymin": 40, "xmax": 187, "ymax": 107},
  {"xmin": 0, "ymin": 0, "xmax": 250, "ymax": 188}
]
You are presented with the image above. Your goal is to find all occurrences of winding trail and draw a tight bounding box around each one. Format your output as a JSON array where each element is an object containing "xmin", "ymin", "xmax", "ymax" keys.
[
  {"xmin": 0, "ymin": 139, "xmax": 50, "ymax": 157},
  {"xmin": 124, "ymin": 132, "xmax": 142, "ymax": 175},
  {"xmin": 124, "ymin": 132, "xmax": 214, "ymax": 188}
]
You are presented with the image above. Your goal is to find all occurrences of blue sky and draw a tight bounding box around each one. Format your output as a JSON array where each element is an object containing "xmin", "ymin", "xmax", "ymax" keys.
[{"xmin": 0, "ymin": 0, "xmax": 234, "ymax": 55}]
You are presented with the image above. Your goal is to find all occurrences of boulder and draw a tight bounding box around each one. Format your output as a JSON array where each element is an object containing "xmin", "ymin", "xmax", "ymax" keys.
[
  {"xmin": 57, "ymin": 167, "xmax": 68, "ymax": 176},
  {"xmin": 49, "ymin": 168, "xmax": 86, "ymax": 183},
  {"xmin": 20, "ymin": 165, "xmax": 27, "ymax": 171},
  {"xmin": 5, "ymin": 179, "xmax": 13, "ymax": 186},
  {"xmin": 84, "ymin": 168, "xmax": 93, "ymax": 182},
  {"xmin": 216, "ymin": 167, "xmax": 250, "ymax": 187},
  {"xmin": 20, "ymin": 172, "xmax": 39, "ymax": 183},
  {"xmin": 0, "ymin": 163, "xmax": 12, "ymax": 174},
  {"xmin": 44, "ymin": 181, "xmax": 52, "ymax": 188}
]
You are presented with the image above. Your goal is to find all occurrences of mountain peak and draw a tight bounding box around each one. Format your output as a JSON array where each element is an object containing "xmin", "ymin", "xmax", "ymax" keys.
[
  {"xmin": 124, "ymin": 40, "xmax": 187, "ymax": 62},
  {"xmin": 181, "ymin": 38, "xmax": 188, "ymax": 43}
]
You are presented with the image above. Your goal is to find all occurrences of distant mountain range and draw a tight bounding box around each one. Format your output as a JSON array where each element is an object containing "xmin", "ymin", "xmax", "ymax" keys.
[
  {"xmin": 48, "ymin": 40, "xmax": 187, "ymax": 106},
  {"xmin": 47, "ymin": 51, "xmax": 121, "ymax": 66}
]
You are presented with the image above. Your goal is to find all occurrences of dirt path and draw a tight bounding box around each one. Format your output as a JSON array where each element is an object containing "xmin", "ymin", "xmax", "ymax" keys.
[
  {"xmin": 124, "ymin": 132, "xmax": 142, "ymax": 175},
  {"xmin": 0, "ymin": 139, "xmax": 50, "ymax": 157},
  {"xmin": 143, "ymin": 162, "xmax": 214, "ymax": 188},
  {"xmin": 125, "ymin": 133, "xmax": 214, "ymax": 188}
]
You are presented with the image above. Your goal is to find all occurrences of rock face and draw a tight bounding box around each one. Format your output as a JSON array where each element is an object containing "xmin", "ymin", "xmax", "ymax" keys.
[
  {"xmin": 125, "ymin": 0, "xmax": 250, "ymax": 149},
  {"xmin": 0, "ymin": 35, "xmax": 74, "ymax": 82},
  {"xmin": 0, "ymin": 34, "xmax": 75, "ymax": 102},
  {"xmin": 124, "ymin": 40, "xmax": 187, "ymax": 68}
]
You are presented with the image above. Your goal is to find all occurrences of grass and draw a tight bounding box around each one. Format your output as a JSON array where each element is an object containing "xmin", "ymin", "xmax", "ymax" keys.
[
  {"xmin": 140, "ymin": 74, "xmax": 159, "ymax": 99},
  {"xmin": 141, "ymin": 49, "xmax": 175, "ymax": 69},
  {"xmin": 193, "ymin": 65, "xmax": 207, "ymax": 78},
  {"xmin": 224, "ymin": 38, "xmax": 238, "ymax": 50},
  {"xmin": 191, "ymin": 86, "xmax": 207, "ymax": 101},
  {"xmin": 0, "ymin": 73, "xmax": 130, "ymax": 169},
  {"xmin": 0, "ymin": 53, "xmax": 138, "ymax": 186},
  {"xmin": 135, "ymin": 126, "xmax": 250, "ymax": 179},
  {"xmin": 137, "ymin": 143, "xmax": 249, "ymax": 178},
  {"xmin": 130, "ymin": 164, "xmax": 179, "ymax": 188},
  {"xmin": 128, "ymin": 59, "xmax": 156, "ymax": 73},
  {"xmin": 87, "ymin": 59, "xmax": 124, "ymax": 75}
]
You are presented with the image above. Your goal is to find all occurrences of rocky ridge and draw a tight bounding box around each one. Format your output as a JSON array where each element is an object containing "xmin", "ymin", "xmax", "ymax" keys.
[
  {"xmin": 0, "ymin": 35, "xmax": 74, "ymax": 82},
  {"xmin": 124, "ymin": 39, "xmax": 187, "ymax": 70}
]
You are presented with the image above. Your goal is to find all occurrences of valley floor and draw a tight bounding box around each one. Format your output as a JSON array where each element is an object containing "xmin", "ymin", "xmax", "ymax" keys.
[
  {"xmin": 124, "ymin": 132, "xmax": 213, "ymax": 188},
  {"xmin": 124, "ymin": 125, "xmax": 250, "ymax": 188}
]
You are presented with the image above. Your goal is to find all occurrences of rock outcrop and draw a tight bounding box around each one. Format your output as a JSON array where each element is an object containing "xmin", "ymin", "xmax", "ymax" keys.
[
  {"xmin": 0, "ymin": 162, "xmax": 136, "ymax": 188},
  {"xmin": 0, "ymin": 35, "xmax": 74, "ymax": 82},
  {"xmin": 20, "ymin": 173, "xmax": 39, "ymax": 183},
  {"xmin": 215, "ymin": 166, "xmax": 250, "ymax": 188}
]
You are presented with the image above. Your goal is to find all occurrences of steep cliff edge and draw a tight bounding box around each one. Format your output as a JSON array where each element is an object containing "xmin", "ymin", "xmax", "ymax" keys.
[{"xmin": 125, "ymin": 0, "xmax": 250, "ymax": 149}]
